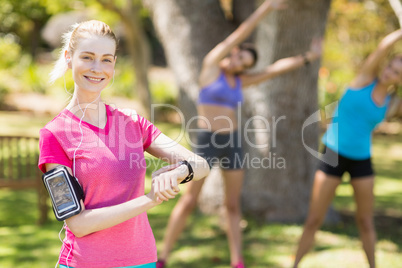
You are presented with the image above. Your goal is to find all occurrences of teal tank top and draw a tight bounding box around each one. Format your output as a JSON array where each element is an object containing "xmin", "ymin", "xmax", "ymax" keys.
[{"xmin": 322, "ymin": 80, "xmax": 390, "ymax": 160}]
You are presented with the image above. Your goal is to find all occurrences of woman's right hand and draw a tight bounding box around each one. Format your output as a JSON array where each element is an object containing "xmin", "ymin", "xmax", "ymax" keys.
[{"xmin": 147, "ymin": 163, "xmax": 185, "ymax": 204}]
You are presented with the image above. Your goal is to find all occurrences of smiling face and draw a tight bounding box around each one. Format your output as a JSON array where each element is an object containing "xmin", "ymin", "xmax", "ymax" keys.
[
  {"xmin": 67, "ymin": 35, "xmax": 116, "ymax": 95},
  {"xmin": 379, "ymin": 56, "xmax": 402, "ymax": 86}
]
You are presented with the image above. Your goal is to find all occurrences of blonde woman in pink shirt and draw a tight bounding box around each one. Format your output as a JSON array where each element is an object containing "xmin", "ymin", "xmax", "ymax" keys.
[{"xmin": 38, "ymin": 20, "xmax": 209, "ymax": 268}]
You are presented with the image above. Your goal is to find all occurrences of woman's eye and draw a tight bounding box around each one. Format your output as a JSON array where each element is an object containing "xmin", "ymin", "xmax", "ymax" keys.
[{"xmin": 103, "ymin": 59, "xmax": 112, "ymax": 63}]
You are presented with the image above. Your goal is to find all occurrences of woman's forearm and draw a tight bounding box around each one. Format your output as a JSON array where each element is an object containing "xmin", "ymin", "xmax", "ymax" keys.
[
  {"xmin": 146, "ymin": 133, "xmax": 210, "ymax": 182},
  {"xmin": 203, "ymin": 0, "xmax": 284, "ymax": 66},
  {"xmin": 360, "ymin": 29, "xmax": 402, "ymax": 77},
  {"xmin": 242, "ymin": 52, "xmax": 320, "ymax": 87},
  {"xmin": 378, "ymin": 29, "xmax": 402, "ymax": 51},
  {"xmin": 66, "ymin": 195, "xmax": 158, "ymax": 238},
  {"xmin": 225, "ymin": 0, "xmax": 277, "ymax": 46},
  {"xmin": 188, "ymin": 155, "xmax": 210, "ymax": 181}
]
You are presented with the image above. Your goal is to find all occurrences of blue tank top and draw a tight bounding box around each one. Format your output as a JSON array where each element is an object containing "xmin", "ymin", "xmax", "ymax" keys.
[
  {"xmin": 198, "ymin": 72, "xmax": 243, "ymax": 109},
  {"xmin": 322, "ymin": 80, "xmax": 390, "ymax": 160}
]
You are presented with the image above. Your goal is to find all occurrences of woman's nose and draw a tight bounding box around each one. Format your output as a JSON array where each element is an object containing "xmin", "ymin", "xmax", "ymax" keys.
[{"xmin": 90, "ymin": 61, "xmax": 102, "ymax": 73}]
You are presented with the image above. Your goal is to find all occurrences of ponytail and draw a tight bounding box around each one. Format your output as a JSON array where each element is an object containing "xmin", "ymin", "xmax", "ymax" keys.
[{"xmin": 49, "ymin": 24, "xmax": 78, "ymax": 84}]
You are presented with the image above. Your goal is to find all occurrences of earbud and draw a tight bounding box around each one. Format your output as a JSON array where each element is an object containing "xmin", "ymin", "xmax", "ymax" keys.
[{"xmin": 66, "ymin": 58, "xmax": 71, "ymax": 63}]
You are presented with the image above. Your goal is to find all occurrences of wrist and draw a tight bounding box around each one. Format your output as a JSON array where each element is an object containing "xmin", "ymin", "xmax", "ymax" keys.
[
  {"xmin": 302, "ymin": 52, "xmax": 318, "ymax": 66},
  {"xmin": 177, "ymin": 160, "xmax": 194, "ymax": 184},
  {"xmin": 302, "ymin": 53, "xmax": 310, "ymax": 66},
  {"xmin": 307, "ymin": 51, "xmax": 319, "ymax": 63},
  {"xmin": 145, "ymin": 193, "xmax": 161, "ymax": 206}
]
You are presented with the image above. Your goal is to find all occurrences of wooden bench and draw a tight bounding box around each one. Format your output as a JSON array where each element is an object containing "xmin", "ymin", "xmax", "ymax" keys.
[{"xmin": 0, "ymin": 136, "xmax": 48, "ymax": 224}]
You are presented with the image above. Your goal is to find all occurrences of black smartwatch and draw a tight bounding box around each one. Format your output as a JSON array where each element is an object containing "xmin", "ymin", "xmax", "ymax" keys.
[{"xmin": 178, "ymin": 160, "xmax": 194, "ymax": 184}]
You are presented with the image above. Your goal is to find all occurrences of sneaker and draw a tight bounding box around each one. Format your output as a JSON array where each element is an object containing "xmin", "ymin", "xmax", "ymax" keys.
[
  {"xmin": 232, "ymin": 261, "xmax": 245, "ymax": 268},
  {"xmin": 156, "ymin": 259, "xmax": 166, "ymax": 268}
]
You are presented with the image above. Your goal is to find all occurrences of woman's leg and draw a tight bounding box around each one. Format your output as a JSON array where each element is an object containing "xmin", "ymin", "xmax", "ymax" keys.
[
  {"xmin": 159, "ymin": 178, "xmax": 206, "ymax": 261},
  {"xmin": 293, "ymin": 170, "xmax": 342, "ymax": 268},
  {"xmin": 350, "ymin": 176, "xmax": 376, "ymax": 268},
  {"xmin": 221, "ymin": 168, "xmax": 245, "ymax": 266}
]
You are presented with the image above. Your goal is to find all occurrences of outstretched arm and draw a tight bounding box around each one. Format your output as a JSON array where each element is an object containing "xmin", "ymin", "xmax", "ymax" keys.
[
  {"xmin": 351, "ymin": 29, "xmax": 402, "ymax": 88},
  {"xmin": 199, "ymin": 0, "xmax": 287, "ymax": 85},
  {"xmin": 240, "ymin": 38, "xmax": 322, "ymax": 87}
]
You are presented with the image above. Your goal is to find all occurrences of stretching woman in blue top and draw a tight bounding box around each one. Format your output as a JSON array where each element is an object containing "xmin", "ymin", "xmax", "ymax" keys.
[
  {"xmin": 293, "ymin": 29, "xmax": 402, "ymax": 268},
  {"xmin": 157, "ymin": 0, "xmax": 322, "ymax": 267}
]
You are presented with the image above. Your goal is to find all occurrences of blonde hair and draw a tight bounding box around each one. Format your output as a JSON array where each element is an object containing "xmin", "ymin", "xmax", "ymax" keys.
[{"xmin": 49, "ymin": 20, "xmax": 118, "ymax": 84}]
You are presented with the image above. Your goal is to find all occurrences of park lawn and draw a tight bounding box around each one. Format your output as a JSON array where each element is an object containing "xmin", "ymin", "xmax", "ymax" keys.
[{"xmin": 0, "ymin": 111, "xmax": 401, "ymax": 268}]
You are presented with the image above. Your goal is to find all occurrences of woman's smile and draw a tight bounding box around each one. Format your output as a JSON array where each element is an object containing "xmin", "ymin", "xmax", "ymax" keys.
[{"xmin": 84, "ymin": 75, "xmax": 105, "ymax": 83}]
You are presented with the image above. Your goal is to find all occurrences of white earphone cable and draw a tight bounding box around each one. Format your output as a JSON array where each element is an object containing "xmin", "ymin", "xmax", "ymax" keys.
[{"xmin": 57, "ymin": 61, "xmax": 112, "ymax": 268}]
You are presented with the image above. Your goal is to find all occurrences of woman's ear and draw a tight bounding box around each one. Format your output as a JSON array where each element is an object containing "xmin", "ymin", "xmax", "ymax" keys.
[{"xmin": 64, "ymin": 50, "xmax": 72, "ymax": 69}]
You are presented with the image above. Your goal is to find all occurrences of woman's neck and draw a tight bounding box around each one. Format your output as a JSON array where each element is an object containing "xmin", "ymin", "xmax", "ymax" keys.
[{"xmin": 67, "ymin": 92, "xmax": 106, "ymax": 128}]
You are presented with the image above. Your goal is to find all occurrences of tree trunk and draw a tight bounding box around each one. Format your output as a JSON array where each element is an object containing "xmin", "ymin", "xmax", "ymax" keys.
[
  {"xmin": 241, "ymin": 0, "xmax": 334, "ymax": 222},
  {"xmin": 145, "ymin": 0, "xmax": 337, "ymax": 223}
]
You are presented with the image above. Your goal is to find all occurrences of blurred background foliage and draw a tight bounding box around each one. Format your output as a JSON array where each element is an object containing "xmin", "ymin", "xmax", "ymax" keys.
[
  {"xmin": 1, "ymin": 1, "xmax": 402, "ymax": 267},
  {"xmin": 0, "ymin": 0, "xmax": 400, "ymax": 112},
  {"xmin": 320, "ymin": 0, "xmax": 400, "ymax": 109}
]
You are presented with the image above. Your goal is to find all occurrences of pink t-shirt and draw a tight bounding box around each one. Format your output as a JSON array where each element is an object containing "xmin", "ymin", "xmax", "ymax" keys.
[{"xmin": 38, "ymin": 104, "xmax": 161, "ymax": 268}]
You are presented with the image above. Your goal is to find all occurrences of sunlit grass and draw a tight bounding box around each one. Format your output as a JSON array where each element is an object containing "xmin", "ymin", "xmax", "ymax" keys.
[{"xmin": 0, "ymin": 113, "xmax": 401, "ymax": 267}]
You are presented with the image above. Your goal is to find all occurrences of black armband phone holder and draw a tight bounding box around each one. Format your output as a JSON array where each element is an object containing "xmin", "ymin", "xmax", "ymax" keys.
[{"xmin": 42, "ymin": 166, "xmax": 84, "ymax": 221}]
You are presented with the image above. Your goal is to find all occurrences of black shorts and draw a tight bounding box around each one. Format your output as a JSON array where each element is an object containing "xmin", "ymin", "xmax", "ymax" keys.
[
  {"xmin": 317, "ymin": 146, "xmax": 374, "ymax": 179},
  {"xmin": 194, "ymin": 130, "xmax": 243, "ymax": 170}
]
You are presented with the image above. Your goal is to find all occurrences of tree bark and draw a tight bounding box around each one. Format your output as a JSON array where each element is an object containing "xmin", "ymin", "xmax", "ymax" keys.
[
  {"xmin": 241, "ymin": 0, "xmax": 333, "ymax": 222},
  {"xmin": 145, "ymin": 0, "xmax": 337, "ymax": 223}
]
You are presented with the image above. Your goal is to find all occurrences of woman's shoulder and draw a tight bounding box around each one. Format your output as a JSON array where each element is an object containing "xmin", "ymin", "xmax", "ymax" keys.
[
  {"xmin": 109, "ymin": 105, "xmax": 153, "ymax": 127},
  {"xmin": 110, "ymin": 105, "xmax": 139, "ymax": 122},
  {"xmin": 348, "ymin": 74, "xmax": 377, "ymax": 90},
  {"xmin": 41, "ymin": 110, "xmax": 70, "ymax": 133},
  {"xmin": 199, "ymin": 66, "xmax": 223, "ymax": 89}
]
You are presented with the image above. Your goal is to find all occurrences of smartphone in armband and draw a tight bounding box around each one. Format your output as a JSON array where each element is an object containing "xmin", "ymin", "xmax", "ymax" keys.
[{"xmin": 42, "ymin": 166, "xmax": 84, "ymax": 221}]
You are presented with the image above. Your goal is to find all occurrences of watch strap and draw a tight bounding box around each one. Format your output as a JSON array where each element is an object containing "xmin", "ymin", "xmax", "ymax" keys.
[{"xmin": 178, "ymin": 160, "xmax": 194, "ymax": 184}]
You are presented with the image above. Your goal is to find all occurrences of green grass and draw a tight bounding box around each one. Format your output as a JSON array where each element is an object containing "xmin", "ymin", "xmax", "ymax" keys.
[{"xmin": 0, "ymin": 112, "xmax": 402, "ymax": 267}]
